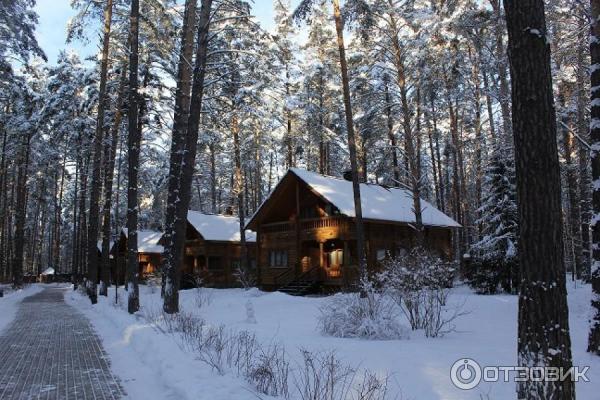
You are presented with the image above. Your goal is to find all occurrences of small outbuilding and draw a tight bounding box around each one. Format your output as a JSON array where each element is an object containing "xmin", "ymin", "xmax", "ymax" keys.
[
  {"xmin": 180, "ymin": 211, "xmax": 257, "ymax": 288},
  {"xmin": 114, "ymin": 228, "xmax": 164, "ymax": 282}
]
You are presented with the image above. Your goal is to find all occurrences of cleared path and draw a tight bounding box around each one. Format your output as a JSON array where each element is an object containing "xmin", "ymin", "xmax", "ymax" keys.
[{"xmin": 0, "ymin": 287, "xmax": 125, "ymax": 400}]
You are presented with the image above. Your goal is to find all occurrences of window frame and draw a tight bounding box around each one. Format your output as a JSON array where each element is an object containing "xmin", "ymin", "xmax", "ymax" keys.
[{"xmin": 269, "ymin": 249, "xmax": 289, "ymax": 268}]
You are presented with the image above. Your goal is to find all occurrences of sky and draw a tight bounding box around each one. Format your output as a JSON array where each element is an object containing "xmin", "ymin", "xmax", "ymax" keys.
[{"xmin": 33, "ymin": 0, "xmax": 299, "ymax": 65}]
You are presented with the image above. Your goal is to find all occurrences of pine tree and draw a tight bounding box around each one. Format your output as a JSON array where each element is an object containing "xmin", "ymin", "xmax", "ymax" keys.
[
  {"xmin": 126, "ymin": 0, "xmax": 141, "ymax": 314},
  {"xmin": 588, "ymin": 0, "xmax": 600, "ymax": 356},
  {"xmin": 163, "ymin": 0, "xmax": 213, "ymax": 314},
  {"xmin": 504, "ymin": 0, "xmax": 575, "ymax": 397},
  {"xmin": 469, "ymin": 143, "xmax": 518, "ymax": 294},
  {"xmin": 86, "ymin": 0, "xmax": 114, "ymax": 305},
  {"xmin": 0, "ymin": 0, "xmax": 46, "ymax": 74},
  {"xmin": 161, "ymin": 0, "xmax": 198, "ymax": 312}
]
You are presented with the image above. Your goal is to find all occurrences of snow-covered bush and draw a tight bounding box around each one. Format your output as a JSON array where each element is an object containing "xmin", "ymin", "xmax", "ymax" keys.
[
  {"xmin": 378, "ymin": 247, "xmax": 462, "ymax": 337},
  {"xmin": 141, "ymin": 300, "xmax": 394, "ymax": 399},
  {"xmin": 294, "ymin": 350, "xmax": 391, "ymax": 400},
  {"xmin": 193, "ymin": 285, "xmax": 213, "ymax": 309},
  {"xmin": 318, "ymin": 284, "xmax": 408, "ymax": 340},
  {"xmin": 234, "ymin": 264, "xmax": 256, "ymax": 290},
  {"xmin": 247, "ymin": 343, "xmax": 289, "ymax": 397}
]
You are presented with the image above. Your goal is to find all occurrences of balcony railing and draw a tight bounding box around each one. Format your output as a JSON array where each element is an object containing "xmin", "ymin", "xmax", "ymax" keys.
[
  {"xmin": 262, "ymin": 216, "xmax": 347, "ymax": 234},
  {"xmin": 261, "ymin": 221, "xmax": 293, "ymax": 234}
]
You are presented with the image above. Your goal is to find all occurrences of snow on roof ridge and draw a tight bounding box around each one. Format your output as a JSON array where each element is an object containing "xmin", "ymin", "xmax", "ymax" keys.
[
  {"xmin": 289, "ymin": 168, "xmax": 461, "ymax": 228},
  {"xmin": 120, "ymin": 228, "xmax": 164, "ymax": 253},
  {"xmin": 290, "ymin": 167, "xmax": 408, "ymax": 191},
  {"xmin": 187, "ymin": 210, "xmax": 257, "ymax": 242}
]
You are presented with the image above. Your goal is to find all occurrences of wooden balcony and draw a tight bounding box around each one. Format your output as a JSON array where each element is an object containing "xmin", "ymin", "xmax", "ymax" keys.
[
  {"xmin": 261, "ymin": 216, "xmax": 350, "ymax": 235},
  {"xmin": 261, "ymin": 220, "xmax": 293, "ymax": 234}
]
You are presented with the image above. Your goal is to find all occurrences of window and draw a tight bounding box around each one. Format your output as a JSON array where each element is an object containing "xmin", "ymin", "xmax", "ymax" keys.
[
  {"xmin": 231, "ymin": 259, "xmax": 241, "ymax": 271},
  {"xmin": 300, "ymin": 206, "xmax": 318, "ymax": 219},
  {"xmin": 269, "ymin": 250, "xmax": 288, "ymax": 268},
  {"xmin": 376, "ymin": 249, "xmax": 387, "ymax": 261},
  {"xmin": 207, "ymin": 256, "xmax": 223, "ymax": 271}
]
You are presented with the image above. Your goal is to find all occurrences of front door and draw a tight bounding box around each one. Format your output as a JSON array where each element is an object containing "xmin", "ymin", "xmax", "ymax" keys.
[{"xmin": 326, "ymin": 248, "xmax": 343, "ymax": 278}]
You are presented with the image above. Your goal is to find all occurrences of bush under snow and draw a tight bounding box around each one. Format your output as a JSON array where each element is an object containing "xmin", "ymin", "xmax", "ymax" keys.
[
  {"xmin": 318, "ymin": 288, "xmax": 409, "ymax": 340},
  {"xmin": 378, "ymin": 247, "xmax": 464, "ymax": 337}
]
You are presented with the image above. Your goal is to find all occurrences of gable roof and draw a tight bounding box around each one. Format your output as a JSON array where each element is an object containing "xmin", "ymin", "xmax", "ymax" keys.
[
  {"xmin": 187, "ymin": 211, "xmax": 257, "ymax": 242},
  {"xmin": 121, "ymin": 228, "xmax": 164, "ymax": 254},
  {"xmin": 248, "ymin": 168, "xmax": 460, "ymax": 229}
]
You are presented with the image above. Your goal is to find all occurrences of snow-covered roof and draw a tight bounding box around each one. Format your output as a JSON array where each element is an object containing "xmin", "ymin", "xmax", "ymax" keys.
[
  {"xmin": 187, "ymin": 211, "xmax": 257, "ymax": 242},
  {"xmin": 121, "ymin": 228, "xmax": 164, "ymax": 254},
  {"xmin": 41, "ymin": 267, "xmax": 55, "ymax": 276},
  {"xmin": 250, "ymin": 168, "xmax": 460, "ymax": 228}
]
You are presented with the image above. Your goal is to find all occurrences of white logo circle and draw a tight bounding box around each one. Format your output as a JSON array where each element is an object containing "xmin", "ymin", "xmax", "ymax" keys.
[{"xmin": 451, "ymin": 358, "xmax": 482, "ymax": 390}]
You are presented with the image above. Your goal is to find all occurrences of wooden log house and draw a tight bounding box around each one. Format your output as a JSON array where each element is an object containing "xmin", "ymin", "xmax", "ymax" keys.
[
  {"xmin": 180, "ymin": 211, "xmax": 257, "ymax": 288},
  {"xmin": 246, "ymin": 168, "xmax": 461, "ymax": 293},
  {"xmin": 114, "ymin": 228, "xmax": 163, "ymax": 282}
]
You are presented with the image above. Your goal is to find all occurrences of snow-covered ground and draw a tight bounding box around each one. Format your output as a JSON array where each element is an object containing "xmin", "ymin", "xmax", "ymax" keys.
[
  {"xmin": 0, "ymin": 284, "xmax": 44, "ymax": 333},
  {"xmin": 64, "ymin": 282, "xmax": 599, "ymax": 400}
]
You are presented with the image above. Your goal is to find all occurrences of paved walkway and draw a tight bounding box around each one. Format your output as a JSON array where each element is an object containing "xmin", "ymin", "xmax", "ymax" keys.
[{"xmin": 0, "ymin": 287, "xmax": 125, "ymax": 400}]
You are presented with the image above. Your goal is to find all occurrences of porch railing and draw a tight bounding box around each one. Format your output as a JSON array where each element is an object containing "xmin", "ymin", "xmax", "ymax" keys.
[
  {"xmin": 262, "ymin": 216, "xmax": 347, "ymax": 234},
  {"xmin": 262, "ymin": 221, "xmax": 293, "ymax": 234},
  {"xmin": 300, "ymin": 216, "xmax": 346, "ymax": 230},
  {"xmin": 273, "ymin": 267, "xmax": 295, "ymax": 287},
  {"xmin": 273, "ymin": 264, "xmax": 324, "ymax": 288}
]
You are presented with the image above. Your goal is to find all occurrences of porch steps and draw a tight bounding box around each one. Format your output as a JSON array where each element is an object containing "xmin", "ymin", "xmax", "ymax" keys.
[{"xmin": 278, "ymin": 279, "xmax": 321, "ymax": 296}]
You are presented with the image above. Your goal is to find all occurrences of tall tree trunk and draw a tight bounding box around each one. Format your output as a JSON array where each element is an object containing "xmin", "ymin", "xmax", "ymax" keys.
[
  {"xmin": 12, "ymin": 119, "xmax": 32, "ymax": 289},
  {"xmin": 318, "ymin": 73, "xmax": 327, "ymax": 175},
  {"xmin": 5, "ymin": 169, "xmax": 15, "ymax": 282},
  {"xmin": 0, "ymin": 106, "xmax": 9, "ymax": 282},
  {"xmin": 384, "ymin": 75, "xmax": 400, "ymax": 186},
  {"xmin": 114, "ymin": 130, "xmax": 124, "ymax": 239},
  {"xmin": 430, "ymin": 94, "xmax": 445, "ymax": 213},
  {"xmin": 588, "ymin": 0, "xmax": 600, "ymax": 356},
  {"xmin": 80, "ymin": 143, "xmax": 92, "ymax": 283},
  {"xmin": 87, "ymin": 0, "xmax": 114, "ymax": 304},
  {"xmin": 445, "ymin": 83, "xmax": 463, "ymax": 252},
  {"xmin": 490, "ymin": 0, "xmax": 512, "ymax": 140},
  {"xmin": 559, "ymin": 89, "xmax": 583, "ymax": 280},
  {"xmin": 470, "ymin": 45, "xmax": 484, "ymax": 232},
  {"xmin": 232, "ymin": 114, "xmax": 248, "ymax": 276},
  {"xmin": 577, "ymin": 14, "xmax": 592, "ymax": 282},
  {"xmin": 332, "ymin": 0, "xmax": 367, "ymax": 285},
  {"xmin": 53, "ymin": 152, "xmax": 66, "ymax": 273},
  {"xmin": 210, "ymin": 142, "xmax": 217, "ymax": 213},
  {"xmin": 285, "ymin": 63, "xmax": 293, "ymax": 169},
  {"xmin": 482, "ymin": 68, "xmax": 497, "ymax": 141},
  {"xmin": 254, "ymin": 126, "xmax": 262, "ymax": 206},
  {"xmin": 100, "ymin": 65, "xmax": 127, "ymax": 297},
  {"xmin": 424, "ymin": 103, "xmax": 440, "ymax": 209},
  {"xmin": 163, "ymin": 0, "xmax": 213, "ymax": 314},
  {"xmin": 504, "ymin": 1, "xmax": 575, "ymax": 397},
  {"xmin": 127, "ymin": 0, "xmax": 141, "ymax": 314},
  {"xmin": 160, "ymin": 0, "xmax": 197, "ymax": 303},
  {"xmin": 71, "ymin": 133, "xmax": 81, "ymax": 287}
]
